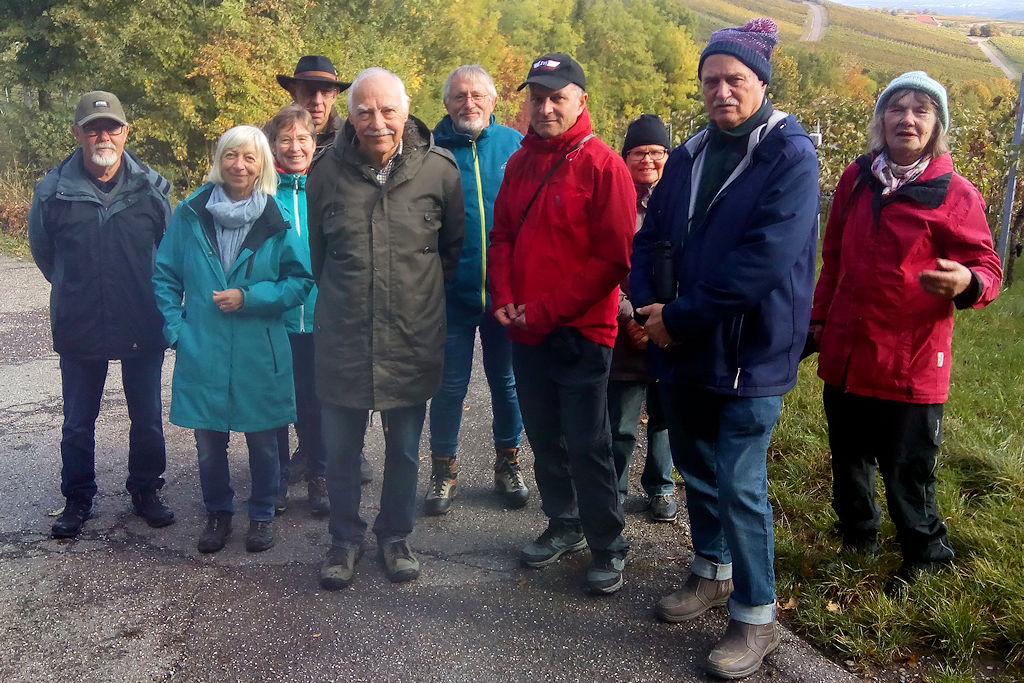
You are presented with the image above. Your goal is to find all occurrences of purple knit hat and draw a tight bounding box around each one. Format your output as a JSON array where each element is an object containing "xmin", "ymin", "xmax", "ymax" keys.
[{"xmin": 699, "ymin": 18, "xmax": 778, "ymax": 83}]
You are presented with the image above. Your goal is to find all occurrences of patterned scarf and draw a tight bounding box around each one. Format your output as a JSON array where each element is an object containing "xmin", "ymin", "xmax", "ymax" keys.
[
  {"xmin": 871, "ymin": 152, "xmax": 930, "ymax": 196},
  {"xmin": 206, "ymin": 184, "xmax": 267, "ymax": 273}
]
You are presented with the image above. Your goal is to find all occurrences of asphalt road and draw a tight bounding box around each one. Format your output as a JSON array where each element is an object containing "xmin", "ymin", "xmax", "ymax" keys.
[{"xmin": 0, "ymin": 253, "xmax": 857, "ymax": 683}]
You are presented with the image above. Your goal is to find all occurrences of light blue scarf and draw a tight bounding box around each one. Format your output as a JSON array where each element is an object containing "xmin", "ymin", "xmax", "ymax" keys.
[{"xmin": 206, "ymin": 184, "xmax": 267, "ymax": 273}]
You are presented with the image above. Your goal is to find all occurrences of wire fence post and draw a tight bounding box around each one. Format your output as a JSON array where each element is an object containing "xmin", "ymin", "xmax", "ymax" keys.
[{"xmin": 997, "ymin": 74, "xmax": 1024, "ymax": 280}]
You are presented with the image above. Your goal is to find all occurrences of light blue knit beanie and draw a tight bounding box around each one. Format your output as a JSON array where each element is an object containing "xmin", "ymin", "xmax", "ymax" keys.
[{"xmin": 874, "ymin": 71, "xmax": 949, "ymax": 129}]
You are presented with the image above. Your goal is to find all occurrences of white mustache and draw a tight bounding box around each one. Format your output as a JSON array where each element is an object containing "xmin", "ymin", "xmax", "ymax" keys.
[
  {"xmin": 365, "ymin": 128, "xmax": 396, "ymax": 137},
  {"xmin": 714, "ymin": 97, "xmax": 740, "ymax": 107}
]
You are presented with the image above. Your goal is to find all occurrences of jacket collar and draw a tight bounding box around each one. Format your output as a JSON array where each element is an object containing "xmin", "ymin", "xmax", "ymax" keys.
[
  {"xmin": 857, "ymin": 152, "xmax": 952, "ymax": 209},
  {"xmin": 187, "ymin": 183, "xmax": 290, "ymax": 259},
  {"xmin": 276, "ymin": 170, "xmax": 307, "ymax": 189},
  {"xmin": 521, "ymin": 108, "xmax": 594, "ymax": 154},
  {"xmin": 433, "ymin": 114, "xmax": 497, "ymax": 146},
  {"xmin": 54, "ymin": 148, "xmax": 149, "ymax": 199}
]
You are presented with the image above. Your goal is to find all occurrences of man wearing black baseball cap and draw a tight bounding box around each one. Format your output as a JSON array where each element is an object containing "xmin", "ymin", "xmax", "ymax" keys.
[
  {"xmin": 29, "ymin": 91, "xmax": 175, "ymax": 538},
  {"xmin": 277, "ymin": 55, "xmax": 351, "ymax": 161},
  {"xmin": 488, "ymin": 52, "xmax": 635, "ymax": 595}
]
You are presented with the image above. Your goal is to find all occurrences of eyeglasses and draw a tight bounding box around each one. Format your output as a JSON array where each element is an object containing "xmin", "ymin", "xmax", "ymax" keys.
[
  {"xmin": 81, "ymin": 122, "xmax": 126, "ymax": 138},
  {"xmin": 449, "ymin": 92, "xmax": 492, "ymax": 105},
  {"xmin": 627, "ymin": 148, "xmax": 667, "ymax": 161}
]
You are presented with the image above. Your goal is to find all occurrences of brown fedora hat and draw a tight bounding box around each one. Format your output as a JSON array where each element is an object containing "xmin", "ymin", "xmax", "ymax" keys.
[{"xmin": 277, "ymin": 55, "xmax": 351, "ymax": 92}]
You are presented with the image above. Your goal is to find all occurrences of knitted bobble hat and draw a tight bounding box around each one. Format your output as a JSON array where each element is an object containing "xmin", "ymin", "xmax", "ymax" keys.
[
  {"xmin": 874, "ymin": 71, "xmax": 949, "ymax": 130},
  {"xmin": 699, "ymin": 17, "xmax": 779, "ymax": 83}
]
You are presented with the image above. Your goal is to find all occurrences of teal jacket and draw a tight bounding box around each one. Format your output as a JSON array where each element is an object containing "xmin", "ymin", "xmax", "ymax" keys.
[
  {"xmin": 433, "ymin": 115, "xmax": 522, "ymax": 319},
  {"xmin": 275, "ymin": 171, "xmax": 317, "ymax": 334},
  {"xmin": 153, "ymin": 183, "xmax": 313, "ymax": 432}
]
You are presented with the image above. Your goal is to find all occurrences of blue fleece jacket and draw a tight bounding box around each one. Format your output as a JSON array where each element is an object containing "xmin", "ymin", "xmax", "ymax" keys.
[{"xmin": 433, "ymin": 114, "xmax": 522, "ymax": 319}]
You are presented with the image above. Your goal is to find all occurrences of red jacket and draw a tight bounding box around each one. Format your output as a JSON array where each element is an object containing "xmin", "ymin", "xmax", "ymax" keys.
[
  {"xmin": 488, "ymin": 109, "xmax": 636, "ymax": 346},
  {"xmin": 812, "ymin": 153, "xmax": 1001, "ymax": 403}
]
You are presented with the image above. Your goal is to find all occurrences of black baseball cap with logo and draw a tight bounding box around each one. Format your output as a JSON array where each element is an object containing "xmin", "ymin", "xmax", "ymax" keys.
[
  {"xmin": 74, "ymin": 91, "xmax": 128, "ymax": 127},
  {"xmin": 517, "ymin": 52, "xmax": 586, "ymax": 91}
]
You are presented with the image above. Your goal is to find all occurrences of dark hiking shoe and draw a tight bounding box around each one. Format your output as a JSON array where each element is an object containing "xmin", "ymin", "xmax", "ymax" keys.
[
  {"xmin": 287, "ymin": 448, "xmax": 307, "ymax": 485},
  {"xmin": 586, "ymin": 555, "xmax": 626, "ymax": 595},
  {"xmin": 521, "ymin": 526, "xmax": 587, "ymax": 568},
  {"xmin": 308, "ymin": 476, "xmax": 329, "ymax": 518},
  {"xmin": 706, "ymin": 619, "xmax": 780, "ymax": 679},
  {"xmin": 424, "ymin": 456, "xmax": 457, "ymax": 516},
  {"xmin": 494, "ymin": 447, "xmax": 529, "ymax": 508},
  {"xmin": 245, "ymin": 519, "xmax": 275, "ymax": 552},
  {"xmin": 131, "ymin": 491, "xmax": 175, "ymax": 528},
  {"xmin": 51, "ymin": 498, "xmax": 94, "ymax": 539},
  {"xmin": 649, "ymin": 494, "xmax": 678, "ymax": 523},
  {"xmin": 657, "ymin": 573, "xmax": 733, "ymax": 622},
  {"xmin": 197, "ymin": 512, "xmax": 232, "ymax": 553},
  {"xmin": 378, "ymin": 540, "xmax": 420, "ymax": 583},
  {"xmin": 319, "ymin": 546, "xmax": 361, "ymax": 590},
  {"xmin": 275, "ymin": 485, "xmax": 288, "ymax": 515}
]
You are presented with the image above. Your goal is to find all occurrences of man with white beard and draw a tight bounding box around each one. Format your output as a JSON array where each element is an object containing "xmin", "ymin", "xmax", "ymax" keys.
[{"xmin": 29, "ymin": 91, "xmax": 175, "ymax": 539}]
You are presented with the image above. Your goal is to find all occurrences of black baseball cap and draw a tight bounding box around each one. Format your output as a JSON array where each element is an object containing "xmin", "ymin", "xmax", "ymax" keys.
[{"xmin": 517, "ymin": 52, "xmax": 586, "ymax": 91}]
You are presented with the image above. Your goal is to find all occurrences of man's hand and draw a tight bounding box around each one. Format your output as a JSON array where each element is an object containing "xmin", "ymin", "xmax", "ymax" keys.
[
  {"xmin": 212, "ymin": 288, "xmax": 244, "ymax": 313},
  {"xmin": 918, "ymin": 258, "xmax": 972, "ymax": 299},
  {"xmin": 636, "ymin": 303, "xmax": 673, "ymax": 347},
  {"xmin": 495, "ymin": 303, "xmax": 526, "ymax": 328}
]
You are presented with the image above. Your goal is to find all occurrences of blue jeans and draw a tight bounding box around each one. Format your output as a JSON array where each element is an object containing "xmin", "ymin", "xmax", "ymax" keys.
[
  {"xmin": 512, "ymin": 331, "xmax": 628, "ymax": 562},
  {"xmin": 429, "ymin": 311, "xmax": 522, "ymax": 457},
  {"xmin": 607, "ymin": 379, "xmax": 674, "ymax": 498},
  {"xmin": 659, "ymin": 383, "xmax": 782, "ymax": 625},
  {"xmin": 322, "ymin": 402, "xmax": 425, "ymax": 548},
  {"xmin": 59, "ymin": 352, "xmax": 166, "ymax": 501},
  {"xmin": 277, "ymin": 333, "xmax": 326, "ymax": 480},
  {"xmin": 195, "ymin": 429, "xmax": 279, "ymax": 521}
]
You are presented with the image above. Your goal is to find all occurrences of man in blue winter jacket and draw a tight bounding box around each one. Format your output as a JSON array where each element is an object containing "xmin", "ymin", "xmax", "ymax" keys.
[
  {"xmin": 29, "ymin": 91, "xmax": 175, "ymax": 539},
  {"xmin": 424, "ymin": 65, "xmax": 526, "ymax": 516},
  {"xmin": 631, "ymin": 18, "xmax": 819, "ymax": 679}
]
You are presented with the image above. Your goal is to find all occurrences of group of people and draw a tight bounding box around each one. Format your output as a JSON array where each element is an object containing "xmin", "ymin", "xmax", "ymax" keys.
[{"xmin": 27, "ymin": 15, "xmax": 1002, "ymax": 679}]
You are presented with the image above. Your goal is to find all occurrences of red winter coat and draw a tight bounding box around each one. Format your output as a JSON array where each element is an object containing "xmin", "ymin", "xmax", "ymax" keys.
[
  {"xmin": 811, "ymin": 153, "xmax": 1001, "ymax": 404},
  {"xmin": 488, "ymin": 109, "xmax": 636, "ymax": 347}
]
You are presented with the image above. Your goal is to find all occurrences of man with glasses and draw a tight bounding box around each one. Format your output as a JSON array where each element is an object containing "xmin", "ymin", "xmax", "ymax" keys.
[
  {"xmin": 424, "ymin": 65, "xmax": 526, "ymax": 516},
  {"xmin": 277, "ymin": 55, "xmax": 352, "ymax": 162},
  {"xmin": 29, "ymin": 91, "xmax": 174, "ymax": 538}
]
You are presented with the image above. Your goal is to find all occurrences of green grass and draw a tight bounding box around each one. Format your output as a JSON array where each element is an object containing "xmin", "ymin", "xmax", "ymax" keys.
[
  {"xmin": 989, "ymin": 36, "xmax": 1024, "ymax": 71},
  {"xmin": 684, "ymin": 0, "xmax": 808, "ymax": 42},
  {"xmin": 770, "ymin": 265, "xmax": 1024, "ymax": 676}
]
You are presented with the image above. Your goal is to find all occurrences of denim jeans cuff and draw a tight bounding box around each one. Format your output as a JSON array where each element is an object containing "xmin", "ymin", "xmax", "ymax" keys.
[
  {"xmin": 376, "ymin": 534, "xmax": 409, "ymax": 546},
  {"xmin": 645, "ymin": 486, "xmax": 677, "ymax": 498},
  {"xmin": 728, "ymin": 597, "xmax": 777, "ymax": 625},
  {"xmin": 691, "ymin": 555, "xmax": 732, "ymax": 581}
]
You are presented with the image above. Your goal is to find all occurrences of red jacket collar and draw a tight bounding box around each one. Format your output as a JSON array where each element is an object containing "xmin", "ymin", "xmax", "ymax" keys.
[{"xmin": 522, "ymin": 108, "xmax": 594, "ymax": 153}]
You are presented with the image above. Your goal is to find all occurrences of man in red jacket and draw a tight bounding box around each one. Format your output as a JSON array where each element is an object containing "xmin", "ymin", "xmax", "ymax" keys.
[{"xmin": 488, "ymin": 53, "xmax": 636, "ymax": 595}]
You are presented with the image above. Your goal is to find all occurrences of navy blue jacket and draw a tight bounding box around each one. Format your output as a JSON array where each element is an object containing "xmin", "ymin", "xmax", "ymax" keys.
[
  {"xmin": 630, "ymin": 112, "xmax": 819, "ymax": 397},
  {"xmin": 28, "ymin": 149, "xmax": 171, "ymax": 359}
]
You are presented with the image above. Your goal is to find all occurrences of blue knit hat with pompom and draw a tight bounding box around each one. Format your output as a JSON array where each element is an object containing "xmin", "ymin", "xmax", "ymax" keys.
[{"xmin": 699, "ymin": 18, "xmax": 779, "ymax": 83}]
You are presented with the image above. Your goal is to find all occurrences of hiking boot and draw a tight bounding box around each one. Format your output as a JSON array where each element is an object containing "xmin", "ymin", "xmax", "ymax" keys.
[
  {"xmin": 494, "ymin": 447, "xmax": 529, "ymax": 508},
  {"xmin": 131, "ymin": 491, "xmax": 175, "ymax": 528},
  {"xmin": 706, "ymin": 619, "xmax": 780, "ymax": 679},
  {"xmin": 275, "ymin": 484, "xmax": 288, "ymax": 515},
  {"xmin": 51, "ymin": 498, "xmax": 94, "ymax": 539},
  {"xmin": 360, "ymin": 452, "xmax": 373, "ymax": 485},
  {"xmin": 245, "ymin": 519, "xmax": 275, "ymax": 552},
  {"xmin": 885, "ymin": 559, "xmax": 950, "ymax": 595},
  {"xmin": 586, "ymin": 555, "xmax": 626, "ymax": 595},
  {"xmin": 308, "ymin": 476, "xmax": 329, "ymax": 518},
  {"xmin": 319, "ymin": 546, "xmax": 361, "ymax": 590},
  {"xmin": 656, "ymin": 573, "xmax": 733, "ymax": 622},
  {"xmin": 287, "ymin": 448, "xmax": 307, "ymax": 485},
  {"xmin": 378, "ymin": 539, "xmax": 420, "ymax": 583},
  {"xmin": 424, "ymin": 455, "xmax": 457, "ymax": 516},
  {"xmin": 649, "ymin": 494, "xmax": 678, "ymax": 523},
  {"xmin": 521, "ymin": 526, "xmax": 587, "ymax": 568},
  {"xmin": 841, "ymin": 531, "xmax": 879, "ymax": 556},
  {"xmin": 197, "ymin": 511, "xmax": 232, "ymax": 553}
]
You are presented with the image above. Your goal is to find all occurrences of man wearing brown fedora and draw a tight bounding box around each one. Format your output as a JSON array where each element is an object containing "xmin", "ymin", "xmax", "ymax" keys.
[{"xmin": 277, "ymin": 55, "xmax": 351, "ymax": 162}]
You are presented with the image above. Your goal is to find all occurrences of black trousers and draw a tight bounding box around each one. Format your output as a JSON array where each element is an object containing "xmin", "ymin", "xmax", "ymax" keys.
[{"xmin": 823, "ymin": 384, "xmax": 954, "ymax": 564}]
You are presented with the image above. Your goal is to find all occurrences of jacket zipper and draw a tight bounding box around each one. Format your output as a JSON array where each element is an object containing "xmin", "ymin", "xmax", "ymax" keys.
[
  {"xmin": 293, "ymin": 184, "xmax": 306, "ymax": 332},
  {"xmin": 473, "ymin": 140, "xmax": 487, "ymax": 312},
  {"xmin": 732, "ymin": 315, "xmax": 745, "ymax": 390},
  {"xmin": 266, "ymin": 328, "xmax": 278, "ymax": 373}
]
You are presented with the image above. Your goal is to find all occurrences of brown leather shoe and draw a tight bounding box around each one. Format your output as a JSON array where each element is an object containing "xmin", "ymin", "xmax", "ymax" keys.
[
  {"xmin": 706, "ymin": 619, "xmax": 781, "ymax": 679},
  {"xmin": 656, "ymin": 573, "xmax": 732, "ymax": 622}
]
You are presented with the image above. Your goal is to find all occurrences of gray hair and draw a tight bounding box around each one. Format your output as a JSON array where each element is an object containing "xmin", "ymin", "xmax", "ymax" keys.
[
  {"xmin": 206, "ymin": 125, "xmax": 279, "ymax": 195},
  {"xmin": 264, "ymin": 104, "xmax": 315, "ymax": 145},
  {"xmin": 868, "ymin": 87, "xmax": 950, "ymax": 158},
  {"xmin": 442, "ymin": 65, "xmax": 498, "ymax": 103},
  {"xmin": 346, "ymin": 67, "xmax": 411, "ymax": 115}
]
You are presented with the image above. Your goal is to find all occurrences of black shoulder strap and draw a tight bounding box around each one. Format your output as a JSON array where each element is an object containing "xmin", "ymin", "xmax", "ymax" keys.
[{"xmin": 519, "ymin": 134, "xmax": 595, "ymax": 228}]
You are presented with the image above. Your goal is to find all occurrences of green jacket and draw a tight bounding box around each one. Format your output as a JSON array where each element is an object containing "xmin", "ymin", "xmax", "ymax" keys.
[
  {"xmin": 307, "ymin": 116, "xmax": 464, "ymax": 410},
  {"xmin": 153, "ymin": 184, "xmax": 313, "ymax": 432}
]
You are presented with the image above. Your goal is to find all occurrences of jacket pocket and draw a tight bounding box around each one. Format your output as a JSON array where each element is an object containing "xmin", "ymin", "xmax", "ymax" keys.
[{"xmin": 265, "ymin": 328, "xmax": 279, "ymax": 373}]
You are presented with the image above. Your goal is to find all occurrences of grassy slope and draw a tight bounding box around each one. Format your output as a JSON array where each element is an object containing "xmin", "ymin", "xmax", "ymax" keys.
[
  {"xmin": 989, "ymin": 35, "xmax": 1024, "ymax": 71},
  {"xmin": 770, "ymin": 267, "xmax": 1024, "ymax": 674}
]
